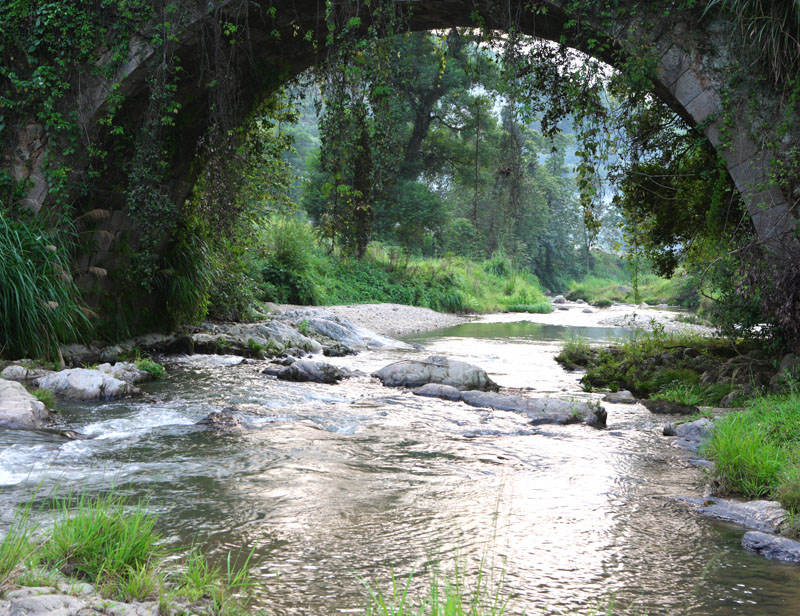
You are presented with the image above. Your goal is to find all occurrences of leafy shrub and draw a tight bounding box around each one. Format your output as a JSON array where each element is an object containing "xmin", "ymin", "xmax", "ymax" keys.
[{"xmin": 256, "ymin": 216, "xmax": 319, "ymax": 305}]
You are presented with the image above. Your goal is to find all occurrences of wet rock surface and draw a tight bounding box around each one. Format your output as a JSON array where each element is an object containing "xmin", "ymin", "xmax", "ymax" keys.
[
  {"xmin": 374, "ymin": 356, "xmax": 499, "ymax": 391},
  {"xmin": 461, "ymin": 391, "xmax": 607, "ymax": 428},
  {"xmin": 412, "ymin": 384, "xmax": 606, "ymax": 428},
  {"xmin": 742, "ymin": 531, "xmax": 800, "ymax": 563},
  {"xmin": 270, "ymin": 360, "xmax": 360, "ymax": 384},
  {"xmin": 679, "ymin": 497, "xmax": 787, "ymax": 534}
]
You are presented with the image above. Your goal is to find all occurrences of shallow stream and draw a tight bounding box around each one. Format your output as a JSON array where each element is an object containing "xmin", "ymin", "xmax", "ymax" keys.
[{"xmin": 2, "ymin": 312, "xmax": 800, "ymax": 614}]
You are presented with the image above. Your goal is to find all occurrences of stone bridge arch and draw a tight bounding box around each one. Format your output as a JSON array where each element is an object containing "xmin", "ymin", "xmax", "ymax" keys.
[{"xmin": 5, "ymin": 0, "xmax": 798, "ymax": 292}]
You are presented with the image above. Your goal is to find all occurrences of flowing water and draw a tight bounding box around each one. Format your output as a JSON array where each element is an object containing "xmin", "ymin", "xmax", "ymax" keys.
[{"xmin": 2, "ymin": 312, "xmax": 800, "ymax": 615}]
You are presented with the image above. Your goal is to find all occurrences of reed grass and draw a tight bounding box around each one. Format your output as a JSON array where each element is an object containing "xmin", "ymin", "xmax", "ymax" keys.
[{"xmin": 0, "ymin": 212, "xmax": 88, "ymax": 360}]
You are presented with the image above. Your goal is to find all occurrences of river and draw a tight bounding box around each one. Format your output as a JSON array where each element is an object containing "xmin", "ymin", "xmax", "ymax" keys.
[{"xmin": 2, "ymin": 312, "xmax": 800, "ymax": 614}]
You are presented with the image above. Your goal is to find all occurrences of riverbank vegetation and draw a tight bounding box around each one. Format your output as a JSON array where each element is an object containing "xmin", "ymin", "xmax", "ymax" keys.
[{"xmin": 0, "ymin": 490, "xmax": 260, "ymax": 615}]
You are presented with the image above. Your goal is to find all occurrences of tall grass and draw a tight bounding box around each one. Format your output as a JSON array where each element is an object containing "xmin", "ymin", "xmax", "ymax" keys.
[
  {"xmin": 0, "ymin": 500, "xmax": 37, "ymax": 591},
  {"xmin": 706, "ymin": 388, "xmax": 800, "ymax": 509},
  {"xmin": 704, "ymin": 0, "xmax": 800, "ymax": 85},
  {"xmin": 0, "ymin": 212, "xmax": 89, "ymax": 360},
  {"xmin": 364, "ymin": 559, "xmax": 509, "ymax": 616},
  {"xmin": 0, "ymin": 489, "xmax": 260, "ymax": 613},
  {"xmin": 40, "ymin": 491, "xmax": 164, "ymax": 590}
]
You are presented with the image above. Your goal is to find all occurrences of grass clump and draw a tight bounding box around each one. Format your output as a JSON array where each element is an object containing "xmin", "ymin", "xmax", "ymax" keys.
[
  {"xmin": 135, "ymin": 358, "xmax": 166, "ymax": 380},
  {"xmin": 364, "ymin": 559, "xmax": 509, "ymax": 616},
  {"xmin": 706, "ymin": 389, "xmax": 800, "ymax": 510},
  {"xmin": 0, "ymin": 489, "xmax": 260, "ymax": 613},
  {"xmin": 0, "ymin": 213, "xmax": 89, "ymax": 361},
  {"xmin": 31, "ymin": 388, "xmax": 56, "ymax": 408},
  {"xmin": 39, "ymin": 491, "xmax": 164, "ymax": 593},
  {"xmin": 555, "ymin": 333, "xmax": 596, "ymax": 368}
]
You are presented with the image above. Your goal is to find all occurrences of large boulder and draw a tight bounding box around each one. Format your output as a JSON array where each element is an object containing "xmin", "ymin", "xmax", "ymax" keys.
[
  {"xmin": 36, "ymin": 368, "xmax": 140, "ymax": 400},
  {"xmin": 373, "ymin": 356, "xmax": 498, "ymax": 391},
  {"xmin": 742, "ymin": 531, "xmax": 800, "ymax": 562},
  {"xmin": 460, "ymin": 391, "xmax": 607, "ymax": 428},
  {"xmin": 0, "ymin": 379, "xmax": 55, "ymax": 429}
]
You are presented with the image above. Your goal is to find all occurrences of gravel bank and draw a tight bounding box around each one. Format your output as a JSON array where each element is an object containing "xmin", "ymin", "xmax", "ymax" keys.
[{"xmin": 268, "ymin": 303, "xmax": 472, "ymax": 337}]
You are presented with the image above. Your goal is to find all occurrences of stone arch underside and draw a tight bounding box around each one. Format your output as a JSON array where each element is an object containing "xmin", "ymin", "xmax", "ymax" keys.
[{"xmin": 6, "ymin": 0, "xmax": 798, "ymax": 294}]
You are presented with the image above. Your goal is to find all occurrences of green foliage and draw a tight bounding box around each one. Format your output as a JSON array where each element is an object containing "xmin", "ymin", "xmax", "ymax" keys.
[
  {"xmin": 135, "ymin": 358, "xmax": 166, "ymax": 380},
  {"xmin": 31, "ymin": 388, "xmax": 57, "ymax": 408},
  {"xmin": 651, "ymin": 382, "xmax": 733, "ymax": 406},
  {"xmin": 704, "ymin": 0, "xmax": 800, "ymax": 85},
  {"xmin": 0, "ymin": 212, "xmax": 89, "ymax": 360},
  {"xmin": 255, "ymin": 216, "xmax": 320, "ymax": 305},
  {"xmin": 40, "ymin": 491, "xmax": 164, "ymax": 586},
  {"xmin": 505, "ymin": 303, "xmax": 553, "ymax": 314},
  {"xmin": 0, "ymin": 500, "xmax": 36, "ymax": 590},
  {"xmin": 363, "ymin": 559, "xmax": 509, "ymax": 616},
  {"xmin": 706, "ymin": 393, "xmax": 800, "ymax": 499}
]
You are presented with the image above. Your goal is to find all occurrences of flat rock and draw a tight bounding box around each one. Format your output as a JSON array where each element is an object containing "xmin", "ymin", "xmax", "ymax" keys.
[
  {"xmin": 36, "ymin": 368, "xmax": 140, "ymax": 400},
  {"xmin": 602, "ymin": 390, "xmax": 636, "ymax": 404},
  {"xmin": 582, "ymin": 308, "xmax": 594, "ymax": 313},
  {"xmin": 0, "ymin": 379, "xmax": 56, "ymax": 429},
  {"xmin": 679, "ymin": 497, "xmax": 787, "ymax": 533},
  {"xmin": 0, "ymin": 365, "xmax": 53, "ymax": 382},
  {"xmin": 412, "ymin": 383, "xmax": 464, "ymax": 401},
  {"xmin": 275, "ymin": 359, "xmax": 355, "ymax": 384},
  {"xmin": 742, "ymin": 531, "xmax": 800, "ymax": 562},
  {"xmin": 460, "ymin": 390, "xmax": 607, "ymax": 428},
  {"xmin": 642, "ymin": 399, "xmax": 699, "ymax": 415},
  {"xmin": 373, "ymin": 356, "xmax": 498, "ymax": 391}
]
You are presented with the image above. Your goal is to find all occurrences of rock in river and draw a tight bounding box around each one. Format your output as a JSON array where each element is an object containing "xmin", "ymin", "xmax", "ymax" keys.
[
  {"xmin": 679, "ymin": 497, "xmax": 787, "ymax": 533},
  {"xmin": 36, "ymin": 368, "xmax": 141, "ymax": 400},
  {"xmin": 374, "ymin": 356, "xmax": 499, "ymax": 391},
  {"xmin": 742, "ymin": 531, "xmax": 800, "ymax": 563},
  {"xmin": 0, "ymin": 379, "xmax": 56, "ymax": 429},
  {"xmin": 270, "ymin": 359, "xmax": 358, "ymax": 384},
  {"xmin": 412, "ymin": 384, "xmax": 607, "ymax": 428},
  {"xmin": 461, "ymin": 391, "xmax": 607, "ymax": 428}
]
